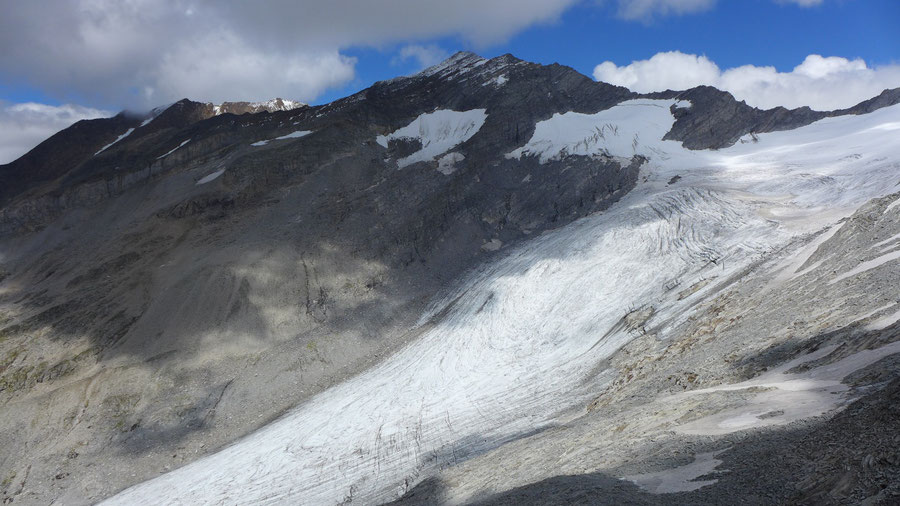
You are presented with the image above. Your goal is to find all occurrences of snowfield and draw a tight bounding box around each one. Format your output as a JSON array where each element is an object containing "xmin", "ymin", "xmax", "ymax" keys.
[
  {"xmin": 507, "ymin": 100, "xmax": 677, "ymax": 163},
  {"xmin": 376, "ymin": 109, "xmax": 487, "ymax": 168},
  {"xmin": 104, "ymin": 101, "xmax": 900, "ymax": 505}
]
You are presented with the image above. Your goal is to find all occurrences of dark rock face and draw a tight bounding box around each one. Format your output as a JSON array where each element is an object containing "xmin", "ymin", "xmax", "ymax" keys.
[
  {"xmin": 3, "ymin": 51, "xmax": 897, "ymax": 234},
  {"xmin": 0, "ymin": 113, "xmax": 141, "ymax": 206},
  {"xmin": 647, "ymin": 85, "xmax": 900, "ymax": 149}
]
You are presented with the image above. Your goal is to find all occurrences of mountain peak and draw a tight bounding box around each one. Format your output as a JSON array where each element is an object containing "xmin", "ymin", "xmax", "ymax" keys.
[
  {"xmin": 213, "ymin": 98, "xmax": 306, "ymax": 116},
  {"xmin": 418, "ymin": 51, "xmax": 487, "ymax": 78}
]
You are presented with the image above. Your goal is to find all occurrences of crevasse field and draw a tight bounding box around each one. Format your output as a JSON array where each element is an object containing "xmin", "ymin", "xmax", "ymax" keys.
[{"xmin": 103, "ymin": 100, "xmax": 900, "ymax": 505}]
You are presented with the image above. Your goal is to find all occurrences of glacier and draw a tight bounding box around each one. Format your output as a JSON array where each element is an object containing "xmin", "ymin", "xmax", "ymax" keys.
[{"xmin": 103, "ymin": 100, "xmax": 900, "ymax": 505}]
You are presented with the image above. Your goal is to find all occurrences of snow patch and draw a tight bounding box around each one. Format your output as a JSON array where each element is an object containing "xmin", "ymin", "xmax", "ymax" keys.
[
  {"xmin": 865, "ymin": 306, "xmax": 900, "ymax": 331},
  {"xmin": 675, "ymin": 341, "xmax": 900, "ymax": 436},
  {"xmin": 828, "ymin": 249, "xmax": 900, "ymax": 284},
  {"xmin": 625, "ymin": 451, "xmax": 725, "ymax": 494},
  {"xmin": 157, "ymin": 138, "xmax": 191, "ymax": 159},
  {"xmin": 885, "ymin": 196, "xmax": 900, "ymax": 214},
  {"xmin": 763, "ymin": 222, "xmax": 844, "ymax": 291},
  {"xmin": 871, "ymin": 231, "xmax": 900, "ymax": 250},
  {"xmin": 437, "ymin": 152, "xmax": 465, "ymax": 175},
  {"xmin": 379, "ymin": 109, "xmax": 487, "ymax": 168},
  {"xmin": 94, "ymin": 128, "xmax": 135, "ymax": 155},
  {"xmin": 418, "ymin": 52, "xmax": 487, "ymax": 80},
  {"xmin": 481, "ymin": 238, "xmax": 503, "ymax": 251},
  {"xmin": 483, "ymin": 75, "xmax": 508, "ymax": 87},
  {"xmin": 196, "ymin": 169, "xmax": 225, "ymax": 185},
  {"xmin": 251, "ymin": 130, "xmax": 312, "ymax": 147},
  {"xmin": 249, "ymin": 98, "xmax": 305, "ymax": 112},
  {"xmin": 140, "ymin": 103, "xmax": 174, "ymax": 128}
]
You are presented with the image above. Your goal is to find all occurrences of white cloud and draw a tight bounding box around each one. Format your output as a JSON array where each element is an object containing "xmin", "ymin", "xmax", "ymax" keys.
[
  {"xmin": 594, "ymin": 51, "xmax": 900, "ymax": 110},
  {"xmin": 0, "ymin": 102, "xmax": 112, "ymax": 164},
  {"xmin": 615, "ymin": 0, "xmax": 716, "ymax": 20},
  {"xmin": 152, "ymin": 31, "xmax": 357, "ymax": 105},
  {"xmin": 392, "ymin": 45, "xmax": 451, "ymax": 71},
  {"xmin": 593, "ymin": 52, "xmax": 721, "ymax": 91},
  {"xmin": 0, "ymin": 0, "xmax": 578, "ymax": 109},
  {"xmin": 615, "ymin": 0, "xmax": 821, "ymax": 20}
]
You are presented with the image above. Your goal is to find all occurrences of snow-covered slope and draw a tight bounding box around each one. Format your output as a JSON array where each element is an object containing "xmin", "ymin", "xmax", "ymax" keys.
[
  {"xmin": 377, "ymin": 109, "xmax": 487, "ymax": 168},
  {"xmin": 103, "ymin": 102, "xmax": 900, "ymax": 505}
]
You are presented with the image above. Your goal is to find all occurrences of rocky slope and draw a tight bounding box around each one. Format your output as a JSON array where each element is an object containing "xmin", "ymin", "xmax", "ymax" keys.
[{"xmin": 0, "ymin": 52, "xmax": 898, "ymax": 505}]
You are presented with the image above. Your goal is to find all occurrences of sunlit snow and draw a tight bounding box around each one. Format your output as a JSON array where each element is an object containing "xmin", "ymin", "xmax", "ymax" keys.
[
  {"xmin": 156, "ymin": 139, "xmax": 191, "ymax": 159},
  {"xmin": 94, "ymin": 128, "xmax": 135, "ymax": 155},
  {"xmin": 507, "ymin": 100, "xmax": 679, "ymax": 163},
  {"xmin": 377, "ymin": 109, "xmax": 487, "ymax": 168}
]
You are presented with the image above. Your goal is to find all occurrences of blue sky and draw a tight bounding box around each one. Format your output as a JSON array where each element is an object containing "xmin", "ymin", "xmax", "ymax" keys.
[
  {"xmin": 0, "ymin": 0, "xmax": 898, "ymax": 163},
  {"xmin": 329, "ymin": 0, "xmax": 899, "ymax": 105}
]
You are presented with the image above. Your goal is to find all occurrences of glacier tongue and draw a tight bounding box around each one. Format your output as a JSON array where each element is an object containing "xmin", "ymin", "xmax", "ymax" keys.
[{"xmin": 104, "ymin": 102, "xmax": 900, "ymax": 505}]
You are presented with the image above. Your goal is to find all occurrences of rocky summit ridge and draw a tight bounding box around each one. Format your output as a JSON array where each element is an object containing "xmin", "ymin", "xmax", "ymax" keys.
[{"xmin": 0, "ymin": 52, "xmax": 899, "ymax": 505}]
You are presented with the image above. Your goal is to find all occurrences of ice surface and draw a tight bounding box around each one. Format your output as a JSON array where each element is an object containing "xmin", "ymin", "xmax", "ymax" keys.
[
  {"xmin": 377, "ymin": 109, "xmax": 487, "ymax": 168},
  {"xmin": 105, "ymin": 102, "xmax": 900, "ymax": 505},
  {"xmin": 94, "ymin": 128, "xmax": 135, "ymax": 155}
]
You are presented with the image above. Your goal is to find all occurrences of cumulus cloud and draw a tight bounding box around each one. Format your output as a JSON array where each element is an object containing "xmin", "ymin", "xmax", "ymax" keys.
[
  {"xmin": 615, "ymin": 0, "xmax": 716, "ymax": 20},
  {"xmin": 0, "ymin": 0, "xmax": 578, "ymax": 109},
  {"xmin": 0, "ymin": 102, "xmax": 111, "ymax": 164},
  {"xmin": 594, "ymin": 51, "xmax": 900, "ymax": 110}
]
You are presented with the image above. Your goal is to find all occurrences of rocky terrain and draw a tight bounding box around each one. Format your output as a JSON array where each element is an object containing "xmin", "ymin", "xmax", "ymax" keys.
[{"xmin": 0, "ymin": 52, "xmax": 898, "ymax": 505}]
